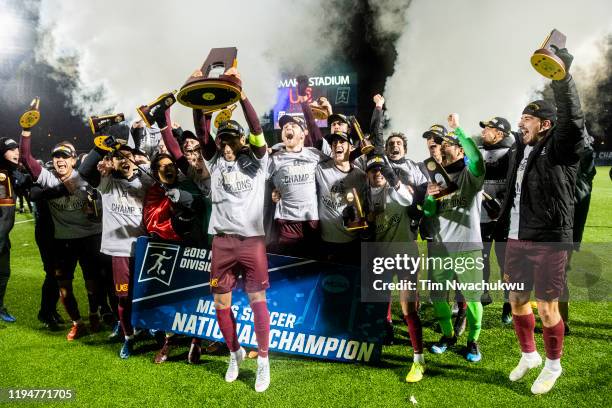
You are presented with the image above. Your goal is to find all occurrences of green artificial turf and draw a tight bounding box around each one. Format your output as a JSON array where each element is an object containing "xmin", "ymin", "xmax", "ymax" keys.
[{"xmin": 0, "ymin": 168, "xmax": 611, "ymax": 408}]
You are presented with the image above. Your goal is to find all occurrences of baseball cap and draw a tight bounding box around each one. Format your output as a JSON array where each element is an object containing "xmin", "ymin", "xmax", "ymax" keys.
[
  {"xmin": 327, "ymin": 113, "xmax": 350, "ymax": 127},
  {"xmin": 51, "ymin": 144, "xmax": 76, "ymax": 158},
  {"xmin": 182, "ymin": 130, "xmax": 198, "ymax": 142},
  {"xmin": 440, "ymin": 132, "xmax": 461, "ymax": 147},
  {"xmin": 365, "ymin": 153, "xmax": 386, "ymax": 172},
  {"xmin": 522, "ymin": 100, "xmax": 557, "ymax": 123},
  {"xmin": 422, "ymin": 124, "xmax": 448, "ymax": 140},
  {"xmin": 0, "ymin": 138, "xmax": 18, "ymax": 155},
  {"xmin": 278, "ymin": 114, "xmax": 306, "ymax": 130},
  {"xmin": 328, "ymin": 131, "xmax": 351, "ymax": 144},
  {"xmin": 217, "ymin": 120, "xmax": 245, "ymax": 139},
  {"xmin": 479, "ymin": 116, "xmax": 511, "ymax": 134}
]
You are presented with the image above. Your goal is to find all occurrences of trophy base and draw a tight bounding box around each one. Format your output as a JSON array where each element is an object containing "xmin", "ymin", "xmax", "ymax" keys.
[
  {"xmin": 310, "ymin": 105, "xmax": 329, "ymax": 120},
  {"xmin": 19, "ymin": 110, "xmax": 40, "ymax": 129},
  {"xmin": 360, "ymin": 144, "xmax": 375, "ymax": 155},
  {"xmin": 346, "ymin": 220, "xmax": 368, "ymax": 231},
  {"xmin": 94, "ymin": 136, "xmax": 119, "ymax": 152},
  {"xmin": 531, "ymin": 49, "xmax": 566, "ymax": 80},
  {"xmin": 177, "ymin": 77, "xmax": 242, "ymax": 110},
  {"xmin": 136, "ymin": 106, "xmax": 154, "ymax": 128}
]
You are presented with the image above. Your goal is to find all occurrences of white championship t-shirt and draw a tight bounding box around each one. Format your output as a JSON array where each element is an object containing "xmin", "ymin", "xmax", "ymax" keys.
[
  {"xmin": 268, "ymin": 147, "xmax": 327, "ymax": 221},
  {"xmin": 205, "ymin": 150, "xmax": 268, "ymax": 237},
  {"xmin": 316, "ymin": 159, "xmax": 366, "ymax": 243},
  {"xmin": 509, "ymin": 145, "xmax": 534, "ymax": 240}
]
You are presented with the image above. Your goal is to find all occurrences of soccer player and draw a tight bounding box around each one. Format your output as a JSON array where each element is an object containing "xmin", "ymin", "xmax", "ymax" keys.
[
  {"xmin": 0, "ymin": 137, "xmax": 22, "ymax": 322},
  {"xmin": 476, "ymin": 116, "xmax": 515, "ymax": 323},
  {"xmin": 363, "ymin": 152, "xmax": 428, "ymax": 382},
  {"xmin": 423, "ymin": 120, "xmax": 485, "ymax": 363},
  {"xmin": 499, "ymin": 46, "xmax": 584, "ymax": 395},
  {"xmin": 20, "ymin": 132, "xmax": 105, "ymax": 340},
  {"xmin": 78, "ymin": 139, "xmax": 155, "ymax": 358},
  {"xmin": 316, "ymin": 131, "xmax": 367, "ymax": 264},
  {"xmin": 198, "ymin": 68, "xmax": 271, "ymax": 392},
  {"xmin": 268, "ymin": 114, "xmax": 327, "ymax": 256}
]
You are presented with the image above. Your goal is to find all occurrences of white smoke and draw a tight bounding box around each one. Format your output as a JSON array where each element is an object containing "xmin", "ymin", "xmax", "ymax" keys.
[
  {"xmin": 36, "ymin": 0, "xmax": 351, "ymax": 130},
  {"xmin": 381, "ymin": 0, "xmax": 612, "ymax": 159}
]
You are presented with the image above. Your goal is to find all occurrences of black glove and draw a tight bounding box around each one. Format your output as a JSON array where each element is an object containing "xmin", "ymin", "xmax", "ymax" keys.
[
  {"xmin": 381, "ymin": 158, "xmax": 400, "ymax": 188},
  {"xmin": 236, "ymin": 147, "xmax": 260, "ymax": 178},
  {"xmin": 551, "ymin": 45, "xmax": 573, "ymax": 74},
  {"xmin": 483, "ymin": 196, "xmax": 502, "ymax": 220},
  {"xmin": 153, "ymin": 107, "xmax": 168, "ymax": 128},
  {"xmin": 131, "ymin": 126, "xmax": 146, "ymax": 151},
  {"xmin": 296, "ymin": 75, "xmax": 309, "ymax": 97}
]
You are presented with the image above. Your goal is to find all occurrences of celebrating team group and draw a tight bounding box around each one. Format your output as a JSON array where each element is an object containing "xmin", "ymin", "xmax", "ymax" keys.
[{"xmin": 0, "ymin": 46, "xmax": 587, "ymax": 395}]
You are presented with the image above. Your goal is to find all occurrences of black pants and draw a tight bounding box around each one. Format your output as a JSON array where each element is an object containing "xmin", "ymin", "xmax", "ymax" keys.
[
  {"xmin": 35, "ymin": 227, "xmax": 59, "ymax": 316},
  {"xmin": 481, "ymin": 221, "xmax": 508, "ymax": 300},
  {"xmin": 0, "ymin": 245, "xmax": 10, "ymax": 308}
]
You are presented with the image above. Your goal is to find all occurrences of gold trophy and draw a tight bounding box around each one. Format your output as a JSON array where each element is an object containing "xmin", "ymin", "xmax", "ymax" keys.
[
  {"xmin": 349, "ymin": 116, "xmax": 374, "ymax": 155},
  {"xmin": 89, "ymin": 113, "xmax": 125, "ymax": 134},
  {"xmin": 424, "ymin": 157, "xmax": 458, "ymax": 199},
  {"xmin": 309, "ymin": 97, "xmax": 331, "ymax": 120},
  {"xmin": 19, "ymin": 97, "xmax": 41, "ymax": 129},
  {"xmin": 137, "ymin": 91, "xmax": 176, "ymax": 127},
  {"xmin": 531, "ymin": 29, "xmax": 567, "ymax": 80},
  {"xmin": 344, "ymin": 188, "xmax": 368, "ymax": 231},
  {"xmin": 177, "ymin": 47, "xmax": 242, "ymax": 111}
]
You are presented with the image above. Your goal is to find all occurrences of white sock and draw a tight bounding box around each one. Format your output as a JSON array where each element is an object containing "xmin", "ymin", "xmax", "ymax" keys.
[
  {"xmin": 522, "ymin": 351, "xmax": 540, "ymax": 361},
  {"xmin": 544, "ymin": 358, "xmax": 561, "ymax": 372},
  {"xmin": 258, "ymin": 356, "xmax": 269, "ymax": 365},
  {"xmin": 413, "ymin": 353, "xmax": 425, "ymax": 364}
]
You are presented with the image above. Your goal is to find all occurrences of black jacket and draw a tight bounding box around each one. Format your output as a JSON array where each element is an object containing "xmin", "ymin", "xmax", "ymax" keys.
[{"xmin": 499, "ymin": 75, "xmax": 585, "ymax": 243}]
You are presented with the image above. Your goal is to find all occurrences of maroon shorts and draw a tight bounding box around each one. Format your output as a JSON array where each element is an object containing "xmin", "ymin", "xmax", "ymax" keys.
[
  {"xmin": 112, "ymin": 256, "xmax": 132, "ymax": 298},
  {"xmin": 504, "ymin": 239, "xmax": 567, "ymax": 301},
  {"xmin": 210, "ymin": 235, "xmax": 269, "ymax": 294}
]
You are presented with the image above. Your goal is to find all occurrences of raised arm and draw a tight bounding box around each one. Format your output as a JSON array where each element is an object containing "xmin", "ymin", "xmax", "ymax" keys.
[
  {"xmin": 193, "ymin": 109, "xmax": 216, "ymax": 161},
  {"xmin": 158, "ymin": 108, "xmax": 190, "ymax": 174},
  {"xmin": 455, "ymin": 126, "xmax": 485, "ymax": 177},
  {"xmin": 370, "ymin": 94, "xmax": 385, "ymax": 150},
  {"xmin": 19, "ymin": 130, "xmax": 42, "ymax": 179},
  {"xmin": 296, "ymin": 75, "xmax": 325, "ymax": 147},
  {"xmin": 550, "ymin": 48, "xmax": 585, "ymax": 164}
]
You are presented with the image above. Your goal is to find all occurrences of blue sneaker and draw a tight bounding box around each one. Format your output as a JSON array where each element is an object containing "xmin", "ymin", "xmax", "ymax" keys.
[
  {"xmin": 119, "ymin": 338, "xmax": 134, "ymax": 359},
  {"xmin": 431, "ymin": 335, "xmax": 456, "ymax": 354},
  {"xmin": 466, "ymin": 341, "xmax": 481, "ymax": 362},
  {"xmin": 108, "ymin": 321, "xmax": 122, "ymax": 341},
  {"xmin": 0, "ymin": 307, "xmax": 16, "ymax": 323}
]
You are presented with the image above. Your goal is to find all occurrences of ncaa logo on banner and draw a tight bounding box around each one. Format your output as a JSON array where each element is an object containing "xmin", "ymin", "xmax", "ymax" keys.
[{"xmin": 138, "ymin": 242, "xmax": 180, "ymax": 286}]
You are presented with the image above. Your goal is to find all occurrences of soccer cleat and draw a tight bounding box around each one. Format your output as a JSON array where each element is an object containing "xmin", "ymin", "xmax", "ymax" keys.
[
  {"xmin": 119, "ymin": 338, "xmax": 134, "ymax": 359},
  {"xmin": 509, "ymin": 354, "xmax": 543, "ymax": 382},
  {"xmin": 405, "ymin": 362, "xmax": 425, "ymax": 383},
  {"xmin": 225, "ymin": 347, "xmax": 246, "ymax": 383},
  {"xmin": 89, "ymin": 314, "xmax": 101, "ymax": 333},
  {"xmin": 108, "ymin": 321, "xmax": 123, "ymax": 341},
  {"xmin": 454, "ymin": 310, "xmax": 467, "ymax": 337},
  {"xmin": 38, "ymin": 311, "xmax": 59, "ymax": 331},
  {"xmin": 0, "ymin": 307, "xmax": 16, "ymax": 323},
  {"xmin": 255, "ymin": 357, "xmax": 270, "ymax": 392},
  {"xmin": 466, "ymin": 341, "xmax": 481, "ymax": 362},
  {"xmin": 531, "ymin": 366, "xmax": 562, "ymax": 395},
  {"xmin": 188, "ymin": 339, "xmax": 201, "ymax": 364},
  {"xmin": 205, "ymin": 341, "xmax": 221, "ymax": 354},
  {"xmin": 66, "ymin": 323, "xmax": 86, "ymax": 341},
  {"xmin": 501, "ymin": 303, "xmax": 513, "ymax": 325},
  {"xmin": 154, "ymin": 337, "xmax": 172, "ymax": 364},
  {"xmin": 52, "ymin": 310, "xmax": 65, "ymax": 324},
  {"xmin": 431, "ymin": 335, "xmax": 457, "ymax": 354}
]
